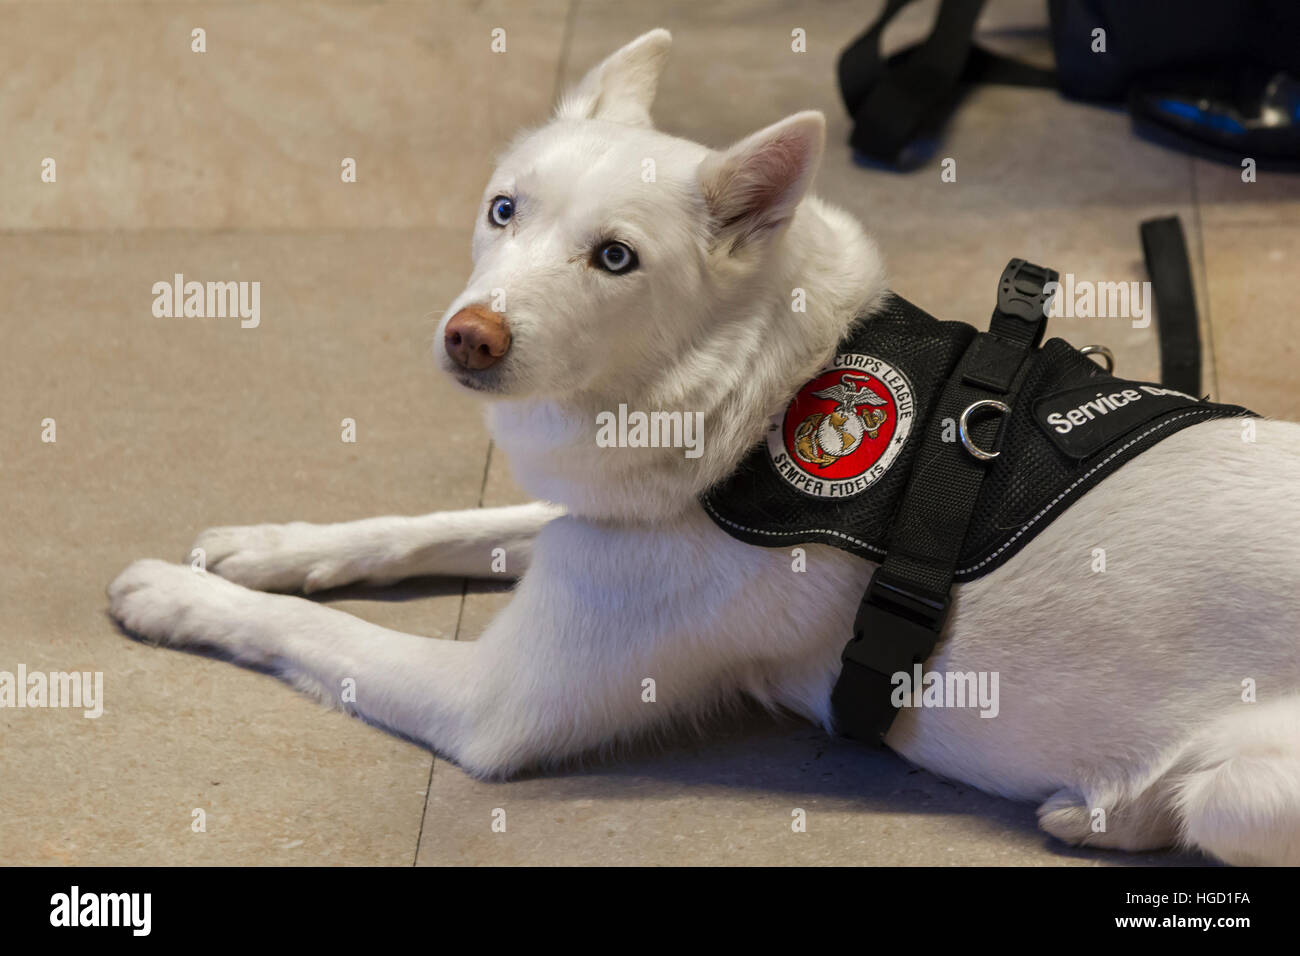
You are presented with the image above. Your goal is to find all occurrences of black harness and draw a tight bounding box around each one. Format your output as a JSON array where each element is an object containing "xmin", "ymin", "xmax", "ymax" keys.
[{"xmin": 702, "ymin": 260, "xmax": 1251, "ymax": 744}]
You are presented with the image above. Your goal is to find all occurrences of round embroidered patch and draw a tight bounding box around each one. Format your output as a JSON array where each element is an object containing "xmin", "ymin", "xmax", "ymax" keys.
[{"xmin": 765, "ymin": 353, "xmax": 915, "ymax": 499}]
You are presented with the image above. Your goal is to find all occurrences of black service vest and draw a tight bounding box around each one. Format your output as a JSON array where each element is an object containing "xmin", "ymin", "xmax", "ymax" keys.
[
  {"xmin": 702, "ymin": 292, "xmax": 1249, "ymax": 581},
  {"xmin": 700, "ymin": 260, "xmax": 1252, "ymax": 745}
]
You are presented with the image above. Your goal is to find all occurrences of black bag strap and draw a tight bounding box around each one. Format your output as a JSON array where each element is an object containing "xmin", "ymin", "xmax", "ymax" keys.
[
  {"xmin": 838, "ymin": 0, "xmax": 1055, "ymax": 168},
  {"xmin": 831, "ymin": 259, "xmax": 1059, "ymax": 744},
  {"xmin": 1140, "ymin": 216, "xmax": 1202, "ymax": 396}
]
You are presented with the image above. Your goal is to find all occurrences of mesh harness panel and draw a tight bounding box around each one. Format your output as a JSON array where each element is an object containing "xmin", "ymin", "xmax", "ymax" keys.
[{"xmin": 701, "ymin": 291, "xmax": 1249, "ymax": 582}]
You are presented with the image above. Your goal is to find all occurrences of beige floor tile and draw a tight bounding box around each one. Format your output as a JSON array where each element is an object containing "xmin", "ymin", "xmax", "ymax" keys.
[
  {"xmin": 0, "ymin": 228, "xmax": 485, "ymax": 864},
  {"xmin": 0, "ymin": 0, "xmax": 568, "ymax": 230},
  {"xmin": 2, "ymin": 230, "xmax": 487, "ymax": 531},
  {"xmin": 1202, "ymin": 223, "xmax": 1300, "ymax": 420},
  {"xmin": 1194, "ymin": 157, "xmax": 1300, "ymax": 228},
  {"xmin": 415, "ymin": 719, "xmax": 1207, "ymax": 866}
]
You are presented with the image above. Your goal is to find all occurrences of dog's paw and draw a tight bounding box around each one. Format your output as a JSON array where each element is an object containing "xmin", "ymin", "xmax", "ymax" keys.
[
  {"xmin": 108, "ymin": 559, "xmax": 273, "ymax": 661},
  {"xmin": 1037, "ymin": 787, "xmax": 1093, "ymax": 846},
  {"xmin": 189, "ymin": 522, "xmax": 383, "ymax": 594}
]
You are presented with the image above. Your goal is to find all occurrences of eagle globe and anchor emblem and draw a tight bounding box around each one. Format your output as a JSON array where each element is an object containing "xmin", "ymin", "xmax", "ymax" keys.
[
  {"xmin": 793, "ymin": 373, "xmax": 890, "ymax": 466},
  {"xmin": 766, "ymin": 355, "xmax": 914, "ymax": 499}
]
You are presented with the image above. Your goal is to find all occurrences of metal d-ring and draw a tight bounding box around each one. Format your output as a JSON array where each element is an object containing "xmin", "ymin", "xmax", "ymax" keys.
[
  {"xmin": 1080, "ymin": 344, "xmax": 1115, "ymax": 373},
  {"xmin": 958, "ymin": 399, "xmax": 1010, "ymax": 461}
]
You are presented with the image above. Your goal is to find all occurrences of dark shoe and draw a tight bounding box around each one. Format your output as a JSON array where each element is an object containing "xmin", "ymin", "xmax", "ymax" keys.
[{"xmin": 1129, "ymin": 63, "xmax": 1300, "ymax": 170}]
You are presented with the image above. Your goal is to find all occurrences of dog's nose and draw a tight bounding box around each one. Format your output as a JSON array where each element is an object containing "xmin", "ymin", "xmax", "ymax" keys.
[{"xmin": 444, "ymin": 305, "xmax": 511, "ymax": 370}]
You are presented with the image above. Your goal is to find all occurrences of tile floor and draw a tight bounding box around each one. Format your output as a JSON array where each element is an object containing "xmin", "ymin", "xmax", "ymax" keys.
[{"xmin": 2, "ymin": 0, "xmax": 1295, "ymax": 865}]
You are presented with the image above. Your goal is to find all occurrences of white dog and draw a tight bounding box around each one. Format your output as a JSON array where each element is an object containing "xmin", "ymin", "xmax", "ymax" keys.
[{"xmin": 109, "ymin": 29, "xmax": 1300, "ymax": 866}]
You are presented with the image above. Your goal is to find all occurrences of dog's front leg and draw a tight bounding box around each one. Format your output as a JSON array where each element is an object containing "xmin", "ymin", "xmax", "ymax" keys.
[
  {"xmin": 105, "ymin": 556, "xmax": 631, "ymax": 777},
  {"xmin": 108, "ymin": 559, "xmax": 482, "ymax": 758},
  {"xmin": 110, "ymin": 510, "xmax": 810, "ymax": 778},
  {"xmin": 424, "ymin": 511, "xmax": 848, "ymax": 776},
  {"xmin": 191, "ymin": 502, "xmax": 564, "ymax": 593},
  {"xmin": 105, "ymin": 548, "xmax": 698, "ymax": 778}
]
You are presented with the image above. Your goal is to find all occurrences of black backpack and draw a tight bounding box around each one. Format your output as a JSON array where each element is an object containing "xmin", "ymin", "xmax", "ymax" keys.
[{"xmin": 838, "ymin": 0, "xmax": 1300, "ymax": 169}]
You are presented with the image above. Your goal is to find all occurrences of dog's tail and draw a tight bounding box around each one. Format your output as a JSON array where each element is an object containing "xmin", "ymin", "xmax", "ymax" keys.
[{"xmin": 1170, "ymin": 694, "xmax": 1300, "ymax": 865}]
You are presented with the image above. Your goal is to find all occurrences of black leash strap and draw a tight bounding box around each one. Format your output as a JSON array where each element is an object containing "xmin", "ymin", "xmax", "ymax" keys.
[
  {"xmin": 831, "ymin": 259, "xmax": 1058, "ymax": 744},
  {"xmin": 1140, "ymin": 216, "xmax": 1202, "ymax": 396},
  {"xmin": 837, "ymin": 0, "xmax": 1055, "ymax": 168}
]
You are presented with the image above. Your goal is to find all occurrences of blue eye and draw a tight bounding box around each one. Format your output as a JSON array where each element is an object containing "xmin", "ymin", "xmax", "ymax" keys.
[
  {"xmin": 596, "ymin": 241, "xmax": 637, "ymax": 274},
  {"xmin": 489, "ymin": 196, "xmax": 514, "ymax": 227}
]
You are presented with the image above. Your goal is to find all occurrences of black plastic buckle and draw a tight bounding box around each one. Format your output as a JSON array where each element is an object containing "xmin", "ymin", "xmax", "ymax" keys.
[
  {"xmin": 991, "ymin": 258, "xmax": 1059, "ymax": 351},
  {"xmin": 842, "ymin": 568, "xmax": 949, "ymax": 679},
  {"xmin": 997, "ymin": 257, "xmax": 1058, "ymax": 322}
]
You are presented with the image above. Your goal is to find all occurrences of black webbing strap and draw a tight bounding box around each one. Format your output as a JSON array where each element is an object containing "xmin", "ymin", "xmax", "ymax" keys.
[
  {"xmin": 1140, "ymin": 216, "xmax": 1202, "ymax": 396},
  {"xmin": 837, "ymin": 0, "xmax": 1055, "ymax": 168},
  {"xmin": 831, "ymin": 259, "xmax": 1058, "ymax": 744}
]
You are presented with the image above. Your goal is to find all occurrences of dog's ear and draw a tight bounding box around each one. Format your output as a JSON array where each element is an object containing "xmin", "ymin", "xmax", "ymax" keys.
[
  {"xmin": 555, "ymin": 29, "xmax": 671, "ymax": 127},
  {"xmin": 698, "ymin": 111, "xmax": 826, "ymax": 250}
]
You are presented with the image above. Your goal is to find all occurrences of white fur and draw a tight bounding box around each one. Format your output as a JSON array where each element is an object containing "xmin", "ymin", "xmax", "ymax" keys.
[{"xmin": 109, "ymin": 31, "xmax": 1300, "ymax": 865}]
